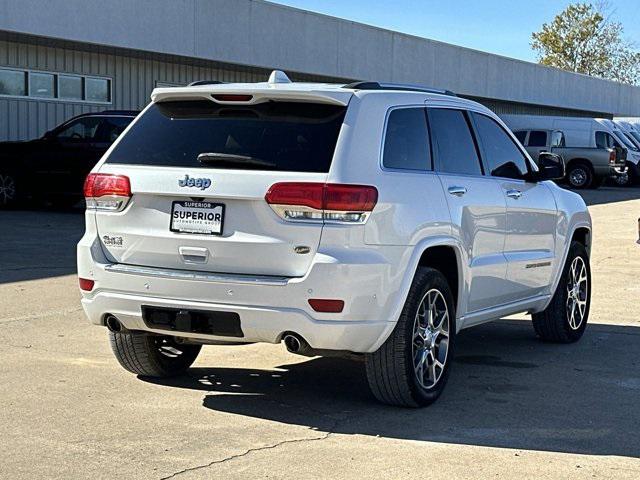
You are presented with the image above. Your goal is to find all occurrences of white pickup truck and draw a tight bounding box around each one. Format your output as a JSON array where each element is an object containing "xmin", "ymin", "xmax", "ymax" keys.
[{"xmin": 77, "ymin": 72, "xmax": 593, "ymax": 407}]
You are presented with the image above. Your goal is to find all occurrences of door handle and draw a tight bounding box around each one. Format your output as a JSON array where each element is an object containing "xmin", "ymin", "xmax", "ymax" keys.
[
  {"xmin": 179, "ymin": 246, "xmax": 209, "ymax": 264},
  {"xmin": 448, "ymin": 186, "xmax": 467, "ymax": 197},
  {"xmin": 506, "ymin": 189, "xmax": 523, "ymax": 199}
]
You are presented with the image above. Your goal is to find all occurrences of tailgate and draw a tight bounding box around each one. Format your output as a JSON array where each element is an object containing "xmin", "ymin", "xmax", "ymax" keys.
[{"xmin": 92, "ymin": 99, "xmax": 346, "ymax": 278}]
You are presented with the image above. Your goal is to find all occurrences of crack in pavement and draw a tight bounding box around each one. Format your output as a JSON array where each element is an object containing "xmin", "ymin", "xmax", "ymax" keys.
[
  {"xmin": 159, "ymin": 419, "xmax": 340, "ymax": 480},
  {"xmin": 0, "ymin": 307, "xmax": 83, "ymax": 325}
]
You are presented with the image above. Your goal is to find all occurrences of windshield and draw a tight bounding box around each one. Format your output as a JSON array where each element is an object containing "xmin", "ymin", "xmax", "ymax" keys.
[
  {"xmin": 105, "ymin": 100, "xmax": 346, "ymax": 172},
  {"xmin": 630, "ymin": 131, "xmax": 640, "ymax": 144},
  {"xmin": 615, "ymin": 131, "xmax": 639, "ymax": 151},
  {"xmin": 621, "ymin": 131, "xmax": 640, "ymax": 150}
]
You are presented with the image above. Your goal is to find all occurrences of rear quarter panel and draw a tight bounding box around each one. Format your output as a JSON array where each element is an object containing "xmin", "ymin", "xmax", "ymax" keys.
[{"xmin": 543, "ymin": 181, "xmax": 591, "ymax": 309}]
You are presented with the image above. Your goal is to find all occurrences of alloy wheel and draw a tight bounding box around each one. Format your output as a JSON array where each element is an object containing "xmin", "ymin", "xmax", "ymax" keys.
[
  {"xmin": 412, "ymin": 289, "xmax": 450, "ymax": 389},
  {"xmin": 154, "ymin": 336, "xmax": 189, "ymax": 359},
  {"xmin": 566, "ymin": 256, "xmax": 588, "ymax": 330},
  {"xmin": 0, "ymin": 174, "xmax": 16, "ymax": 205},
  {"xmin": 569, "ymin": 168, "xmax": 588, "ymax": 188},
  {"xmin": 613, "ymin": 172, "xmax": 629, "ymax": 186}
]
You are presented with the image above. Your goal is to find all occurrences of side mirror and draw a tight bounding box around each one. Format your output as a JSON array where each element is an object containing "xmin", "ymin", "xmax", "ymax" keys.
[{"xmin": 535, "ymin": 152, "xmax": 565, "ymax": 181}]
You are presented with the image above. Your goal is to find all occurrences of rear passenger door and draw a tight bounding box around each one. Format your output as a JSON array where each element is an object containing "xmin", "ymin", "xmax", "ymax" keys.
[
  {"xmin": 428, "ymin": 108, "xmax": 509, "ymax": 315},
  {"xmin": 367, "ymin": 106, "xmax": 451, "ymax": 246},
  {"xmin": 471, "ymin": 113, "xmax": 557, "ymax": 302}
]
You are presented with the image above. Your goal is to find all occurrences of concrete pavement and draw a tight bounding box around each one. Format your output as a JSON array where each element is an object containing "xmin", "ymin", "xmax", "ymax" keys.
[{"xmin": 1, "ymin": 187, "xmax": 639, "ymax": 479}]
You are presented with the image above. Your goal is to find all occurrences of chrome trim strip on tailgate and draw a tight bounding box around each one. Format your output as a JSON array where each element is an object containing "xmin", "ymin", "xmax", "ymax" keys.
[{"xmin": 104, "ymin": 264, "xmax": 291, "ymax": 286}]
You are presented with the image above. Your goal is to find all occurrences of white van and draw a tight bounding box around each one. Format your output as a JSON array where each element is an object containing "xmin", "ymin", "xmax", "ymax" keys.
[{"xmin": 600, "ymin": 118, "xmax": 640, "ymax": 185}]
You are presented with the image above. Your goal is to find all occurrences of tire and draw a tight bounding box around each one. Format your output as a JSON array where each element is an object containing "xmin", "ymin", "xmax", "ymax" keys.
[
  {"xmin": 109, "ymin": 331, "xmax": 201, "ymax": 377},
  {"xmin": 566, "ymin": 162, "xmax": 593, "ymax": 189},
  {"xmin": 0, "ymin": 172, "xmax": 18, "ymax": 208},
  {"xmin": 532, "ymin": 241, "xmax": 591, "ymax": 343},
  {"xmin": 365, "ymin": 267, "xmax": 456, "ymax": 407},
  {"xmin": 613, "ymin": 163, "xmax": 638, "ymax": 187}
]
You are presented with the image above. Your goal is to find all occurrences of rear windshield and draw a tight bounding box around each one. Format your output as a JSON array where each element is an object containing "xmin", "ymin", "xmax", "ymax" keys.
[{"xmin": 105, "ymin": 100, "xmax": 346, "ymax": 172}]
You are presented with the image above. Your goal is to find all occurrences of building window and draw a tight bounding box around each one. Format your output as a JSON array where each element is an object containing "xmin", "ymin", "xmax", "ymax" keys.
[
  {"xmin": 58, "ymin": 75, "xmax": 83, "ymax": 100},
  {"xmin": 0, "ymin": 67, "xmax": 111, "ymax": 104},
  {"xmin": 0, "ymin": 69, "xmax": 27, "ymax": 96},
  {"xmin": 85, "ymin": 77, "xmax": 110, "ymax": 103},
  {"xmin": 29, "ymin": 72, "xmax": 55, "ymax": 98}
]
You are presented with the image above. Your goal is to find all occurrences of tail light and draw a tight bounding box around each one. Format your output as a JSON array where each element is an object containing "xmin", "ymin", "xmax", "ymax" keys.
[
  {"xmin": 609, "ymin": 151, "xmax": 616, "ymax": 164},
  {"xmin": 265, "ymin": 183, "xmax": 378, "ymax": 224},
  {"xmin": 84, "ymin": 173, "xmax": 131, "ymax": 211}
]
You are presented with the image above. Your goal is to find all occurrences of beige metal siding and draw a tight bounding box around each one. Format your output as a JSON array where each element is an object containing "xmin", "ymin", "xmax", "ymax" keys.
[
  {"xmin": 0, "ymin": 34, "xmax": 613, "ymax": 142},
  {"xmin": 0, "ymin": 37, "xmax": 269, "ymax": 141}
]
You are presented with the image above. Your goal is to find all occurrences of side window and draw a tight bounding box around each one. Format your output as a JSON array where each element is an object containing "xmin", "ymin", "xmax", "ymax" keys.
[
  {"xmin": 98, "ymin": 117, "xmax": 134, "ymax": 143},
  {"xmin": 551, "ymin": 131, "xmax": 565, "ymax": 147},
  {"xmin": 595, "ymin": 131, "xmax": 616, "ymax": 149},
  {"xmin": 528, "ymin": 130, "xmax": 548, "ymax": 147},
  {"xmin": 472, "ymin": 113, "xmax": 530, "ymax": 180},
  {"xmin": 513, "ymin": 130, "xmax": 527, "ymax": 144},
  {"xmin": 55, "ymin": 117, "xmax": 102, "ymax": 141},
  {"xmin": 428, "ymin": 108, "xmax": 482, "ymax": 176},
  {"xmin": 382, "ymin": 108, "xmax": 431, "ymax": 170}
]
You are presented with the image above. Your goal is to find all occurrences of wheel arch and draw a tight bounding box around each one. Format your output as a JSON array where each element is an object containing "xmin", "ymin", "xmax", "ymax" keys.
[
  {"xmin": 368, "ymin": 237, "xmax": 466, "ymax": 353},
  {"xmin": 417, "ymin": 245, "xmax": 461, "ymax": 314},
  {"xmin": 571, "ymin": 226, "xmax": 591, "ymax": 254},
  {"xmin": 540, "ymin": 221, "xmax": 592, "ymax": 314},
  {"xmin": 566, "ymin": 157, "xmax": 593, "ymax": 170}
]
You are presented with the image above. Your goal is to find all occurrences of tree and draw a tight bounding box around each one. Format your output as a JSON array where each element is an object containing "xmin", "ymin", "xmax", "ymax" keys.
[{"xmin": 531, "ymin": 2, "xmax": 640, "ymax": 85}]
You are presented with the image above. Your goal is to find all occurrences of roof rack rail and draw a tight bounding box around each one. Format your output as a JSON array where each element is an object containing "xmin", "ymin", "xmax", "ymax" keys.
[
  {"xmin": 188, "ymin": 80, "xmax": 226, "ymax": 87},
  {"xmin": 343, "ymin": 81, "xmax": 456, "ymax": 96}
]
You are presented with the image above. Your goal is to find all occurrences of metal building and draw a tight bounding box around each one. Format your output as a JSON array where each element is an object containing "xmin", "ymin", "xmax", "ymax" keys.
[{"xmin": 2, "ymin": 0, "xmax": 640, "ymax": 142}]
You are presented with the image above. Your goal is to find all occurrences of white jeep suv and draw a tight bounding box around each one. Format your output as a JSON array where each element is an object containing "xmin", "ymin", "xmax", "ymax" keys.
[{"xmin": 77, "ymin": 71, "xmax": 592, "ymax": 407}]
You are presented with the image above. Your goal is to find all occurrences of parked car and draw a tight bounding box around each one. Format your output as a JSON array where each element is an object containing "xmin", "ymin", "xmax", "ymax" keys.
[
  {"xmin": 501, "ymin": 115, "xmax": 627, "ymax": 189},
  {"xmin": 78, "ymin": 72, "xmax": 592, "ymax": 407},
  {"xmin": 610, "ymin": 119, "xmax": 640, "ymax": 186},
  {"xmin": 0, "ymin": 110, "xmax": 138, "ymax": 207}
]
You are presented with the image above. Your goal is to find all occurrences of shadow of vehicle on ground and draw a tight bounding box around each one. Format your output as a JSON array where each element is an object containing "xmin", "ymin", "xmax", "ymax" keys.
[
  {"xmin": 576, "ymin": 185, "xmax": 640, "ymax": 206},
  {"xmin": 144, "ymin": 319, "xmax": 640, "ymax": 458},
  {"xmin": 0, "ymin": 209, "xmax": 84, "ymax": 283}
]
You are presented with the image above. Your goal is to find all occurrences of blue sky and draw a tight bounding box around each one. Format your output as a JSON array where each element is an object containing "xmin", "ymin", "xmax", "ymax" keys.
[{"xmin": 270, "ymin": 0, "xmax": 640, "ymax": 62}]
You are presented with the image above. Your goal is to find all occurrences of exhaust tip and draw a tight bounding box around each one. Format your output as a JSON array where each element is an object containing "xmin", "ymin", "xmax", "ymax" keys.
[
  {"xmin": 105, "ymin": 315, "xmax": 122, "ymax": 333},
  {"xmin": 283, "ymin": 334, "xmax": 302, "ymax": 353}
]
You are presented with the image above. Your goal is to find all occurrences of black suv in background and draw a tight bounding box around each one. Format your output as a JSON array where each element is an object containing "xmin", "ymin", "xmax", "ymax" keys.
[{"xmin": 0, "ymin": 110, "xmax": 138, "ymax": 207}]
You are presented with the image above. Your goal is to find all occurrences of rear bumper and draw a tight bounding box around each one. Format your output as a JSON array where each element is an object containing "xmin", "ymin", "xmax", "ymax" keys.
[
  {"xmin": 77, "ymin": 233, "xmax": 403, "ymax": 353},
  {"xmin": 81, "ymin": 291, "xmax": 391, "ymax": 352},
  {"xmin": 594, "ymin": 164, "xmax": 620, "ymax": 177}
]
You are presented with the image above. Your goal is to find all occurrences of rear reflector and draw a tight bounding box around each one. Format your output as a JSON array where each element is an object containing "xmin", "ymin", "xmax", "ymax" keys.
[
  {"xmin": 265, "ymin": 182, "xmax": 378, "ymax": 224},
  {"xmin": 212, "ymin": 94, "xmax": 253, "ymax": 102},
  {"xmin": 308, "ymin": 299, "xmax": 344, "ymax": 313},
  {"xmin": 79, "ymin": 278, "xmax": 95, "ymax": 292}
]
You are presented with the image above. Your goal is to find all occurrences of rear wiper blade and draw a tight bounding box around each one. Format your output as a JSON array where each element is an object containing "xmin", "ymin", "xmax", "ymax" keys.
[{"xmin": 197, "ymin": 152, "xmax": 276, "ymax": 168}]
